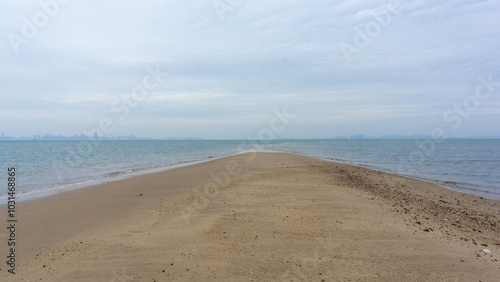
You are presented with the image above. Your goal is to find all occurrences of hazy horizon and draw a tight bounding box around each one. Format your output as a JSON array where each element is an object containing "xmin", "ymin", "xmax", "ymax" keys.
[
  {"xmin": 1, "ymin": 132, "xmax": 500, "ymax": 141},
  {"xmin": 1, "ymin": 0, "xmax": 499, "ymax": 139}
]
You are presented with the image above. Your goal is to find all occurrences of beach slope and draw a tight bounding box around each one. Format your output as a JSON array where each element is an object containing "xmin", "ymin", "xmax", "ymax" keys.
[{"xmin": 1, "ymin": 153, "xmax": 499, "ymax": 281}]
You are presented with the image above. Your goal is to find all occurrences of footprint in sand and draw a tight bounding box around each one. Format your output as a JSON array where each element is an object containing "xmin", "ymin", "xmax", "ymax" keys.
[{"xmin": 109, "ymin": 268, "xmax": 134, "ymax": 282}]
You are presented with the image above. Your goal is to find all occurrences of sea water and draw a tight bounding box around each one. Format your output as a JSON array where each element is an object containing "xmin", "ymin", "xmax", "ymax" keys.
[
  {"xmin": 266, "ymin": 139, "xmax": 500, "ymax": 200},
  {"xmin": 0, "ymin": 139, "xmax": 498, "ymax": 201}
]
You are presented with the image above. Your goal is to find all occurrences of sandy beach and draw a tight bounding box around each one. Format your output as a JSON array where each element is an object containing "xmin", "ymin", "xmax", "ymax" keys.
[{"xmin": 1, "ymin": 152, "xmax": 499, "ymax": 281}]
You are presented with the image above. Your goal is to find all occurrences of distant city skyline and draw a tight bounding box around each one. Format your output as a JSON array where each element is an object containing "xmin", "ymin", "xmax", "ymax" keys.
[
  {"xmin": 1, "ymin": 131, "xmax": 499, "ymax": 141},
  {"xmin": 0, "ymin": 132, "xmax": 204, "ymax": 141}
]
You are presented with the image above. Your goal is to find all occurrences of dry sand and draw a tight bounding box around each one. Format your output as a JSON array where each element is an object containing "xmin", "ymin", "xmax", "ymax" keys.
[{"xmin": 1, "ymin": 153, "xmax": 499, "ymax": 281}]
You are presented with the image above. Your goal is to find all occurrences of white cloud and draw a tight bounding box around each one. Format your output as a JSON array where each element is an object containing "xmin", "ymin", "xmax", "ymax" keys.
[{"xmin": 0, "ymin": 0, "xmax": 499, "ymax": 138}]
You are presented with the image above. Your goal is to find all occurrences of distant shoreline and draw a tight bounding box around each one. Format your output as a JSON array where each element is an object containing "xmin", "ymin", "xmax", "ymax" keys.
[
  {"xmin": 1, "ymin": 140, "xmax": 499, "ymax": 203},
  {"xmin": 2, "ymin": 137, "xmax": 500, "ymax": 141}
]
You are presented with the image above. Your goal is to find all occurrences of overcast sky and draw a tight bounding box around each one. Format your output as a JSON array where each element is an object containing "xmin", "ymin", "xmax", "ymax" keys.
[{"xmin": 1, "ymin": 0, "xmax": 499, "ymax": 139}]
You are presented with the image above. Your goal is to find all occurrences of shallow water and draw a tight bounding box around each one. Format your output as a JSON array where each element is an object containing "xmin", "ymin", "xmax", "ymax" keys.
[
  {"xmin": 0, "ymin": 139, "xmax": 498, "ymax": 201},
  {"xmin": 265, "ymin": 139, "xmax": 500, "ymax": 200}
]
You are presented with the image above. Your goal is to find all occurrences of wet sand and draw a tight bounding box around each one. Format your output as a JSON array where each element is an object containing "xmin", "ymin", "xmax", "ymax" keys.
[{"xmin": 1, "ymin": 153, "xmax": 499, "ymax": 281}]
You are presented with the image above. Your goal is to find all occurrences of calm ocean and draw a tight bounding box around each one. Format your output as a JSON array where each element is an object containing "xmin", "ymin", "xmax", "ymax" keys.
[{"xmin": 0, "ymin": 139, "xmax": 499, "ymax": 201}]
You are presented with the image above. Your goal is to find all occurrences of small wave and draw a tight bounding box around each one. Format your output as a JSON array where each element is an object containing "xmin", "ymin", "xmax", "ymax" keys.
[{"xmin": 107, "ymin": 171, "xmax": 126, "ymax": 177}]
